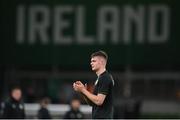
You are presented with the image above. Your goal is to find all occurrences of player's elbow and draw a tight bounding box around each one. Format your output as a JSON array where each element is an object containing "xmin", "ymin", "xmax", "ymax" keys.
[
  {"xmin": 95, "ymin": 99, "xmax": 104, "ymax": 106},
  {"xmin": 96, "ymin": 101, "xmax": 103, "ymax": 106},
  {"xmin": 94, "ymin": 94, "xmax": 106, "ymax": 106}
]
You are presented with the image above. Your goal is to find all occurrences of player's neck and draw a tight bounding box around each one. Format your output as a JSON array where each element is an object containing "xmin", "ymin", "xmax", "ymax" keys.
[{"xmin": 96, "ymin": 68, "xmax": 106, "ymax": 76}]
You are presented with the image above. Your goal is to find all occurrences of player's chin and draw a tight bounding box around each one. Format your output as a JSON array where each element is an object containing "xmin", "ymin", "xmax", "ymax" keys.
[{"xmin": 92, "ymin": 68, "xmax": 97, "ymax": 71}]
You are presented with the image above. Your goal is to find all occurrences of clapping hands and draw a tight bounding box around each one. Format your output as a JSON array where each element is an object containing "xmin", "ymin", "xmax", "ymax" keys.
[{"xmin": 73, "ymin": 81, "xmax": 87, "ymax": 92}]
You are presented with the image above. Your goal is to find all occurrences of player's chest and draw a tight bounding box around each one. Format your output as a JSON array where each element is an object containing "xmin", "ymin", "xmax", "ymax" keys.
[{"xmin": 93, "ymin": 79, "xmax": 100, "ymax": 95}]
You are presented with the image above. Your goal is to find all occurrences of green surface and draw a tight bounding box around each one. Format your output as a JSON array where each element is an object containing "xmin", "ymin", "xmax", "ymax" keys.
[{"xmin": 1, "ymin": 0, "xmax": 179, "ymax": 67}]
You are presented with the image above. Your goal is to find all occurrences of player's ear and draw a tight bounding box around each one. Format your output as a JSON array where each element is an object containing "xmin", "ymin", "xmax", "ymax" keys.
[{"xmin": 100, "ymin": 58, "xmax": 106, "ymax": 65}]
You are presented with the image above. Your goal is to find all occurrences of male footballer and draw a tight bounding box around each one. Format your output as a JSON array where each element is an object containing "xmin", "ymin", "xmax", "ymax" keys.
[{"xmin": 73, "ymin": 50, "xmax": 114, "ymax": 119}]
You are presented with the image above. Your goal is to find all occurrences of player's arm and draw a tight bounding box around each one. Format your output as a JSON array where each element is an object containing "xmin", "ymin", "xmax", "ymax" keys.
[
  {"xmin": 81, "ymin": 88, "xmax": 106, "ymax": 106},
  {"xmin": 82, "ymin": 76, "xmax": 110, "ymax": 106},
  {"xmin": 74, "ymin": 81, "xmax": 106, "ymax": 106},
  {"xmin": 80, "ymin": 93, "xmax": 94, "ymax": 106}
]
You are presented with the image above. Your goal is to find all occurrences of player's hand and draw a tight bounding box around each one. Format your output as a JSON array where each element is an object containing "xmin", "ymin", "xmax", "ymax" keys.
[
  {"xmin": 73, "ymin": 81, "xmax": 86, "ymax": 92},
  {"xmin": 85, "ymin": 83, "xmax": 87, "ymax": 89},
  {"xmin": 73, "ymin": 82, "xmax": 78, "ymax": 91}
]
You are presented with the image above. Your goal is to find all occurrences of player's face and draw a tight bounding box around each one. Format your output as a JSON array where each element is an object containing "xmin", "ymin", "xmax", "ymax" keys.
[
  {"xmin": 12, "ymin": 89, "xmax": 22, "ymax": 101},
  {"xmin": 90, "ymin": 57, "xmax": 101, "ymax": 72}
]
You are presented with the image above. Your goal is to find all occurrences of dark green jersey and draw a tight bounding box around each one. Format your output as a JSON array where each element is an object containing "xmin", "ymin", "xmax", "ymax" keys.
[{"xmin": 92, "ymin": 71, "xmax": 114, "ymax": 119}]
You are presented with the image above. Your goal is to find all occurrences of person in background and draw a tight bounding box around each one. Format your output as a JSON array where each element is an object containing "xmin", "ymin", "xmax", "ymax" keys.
[
  {"xmin": 1, "ymin": 86, "xmax": 26, "ymax": 119},
  {"xmin": 37, "ymin": 97, "xmax": 52, "ymax": 119},
  {"xmin": 63, "ymin": 98, "xmax": 84, "ymax": 119}
]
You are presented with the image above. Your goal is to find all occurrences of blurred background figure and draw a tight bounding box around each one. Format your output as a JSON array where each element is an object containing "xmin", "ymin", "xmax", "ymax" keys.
[
  {"xmin": 37, "ymin": 97, "xmax": 52, "ymax": 119},
  {"xmin": 1, "ymin": 86, "xmax": 26, "ymax": 119},
  {"xmin": 63, "ymin": 97, "xmax": 84, "ymax": 119}
]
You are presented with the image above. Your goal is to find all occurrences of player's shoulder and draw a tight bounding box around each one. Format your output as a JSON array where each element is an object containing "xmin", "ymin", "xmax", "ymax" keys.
[
  {"xmin": 99, "ymin": 72, "xmax": 113, "ymax": 83},
  {"xmin": 103, "ymin": 71, "xmax": 113, "ymax": 79},
  {"xmin": 103, "ymin": 71, "xmax": 115, "ymax": 85},
  {"xmin": 100, "ymin": 70, "xmax": 110, "ymax": 77}
]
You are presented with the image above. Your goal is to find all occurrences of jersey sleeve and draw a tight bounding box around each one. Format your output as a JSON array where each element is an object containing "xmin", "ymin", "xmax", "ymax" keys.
[{"xmin": 98, "ymin": 76, "xmax": 110, "ymax": 95}]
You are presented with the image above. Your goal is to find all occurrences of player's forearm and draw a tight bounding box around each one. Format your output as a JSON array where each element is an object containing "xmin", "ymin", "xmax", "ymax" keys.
[
  {"xmin": 81, "ymin": 89, "xmax": 103, "ymax": 106},
  {"xmin": 81, "ymin": 94, "xmax": 94, "ymax": 106}
]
